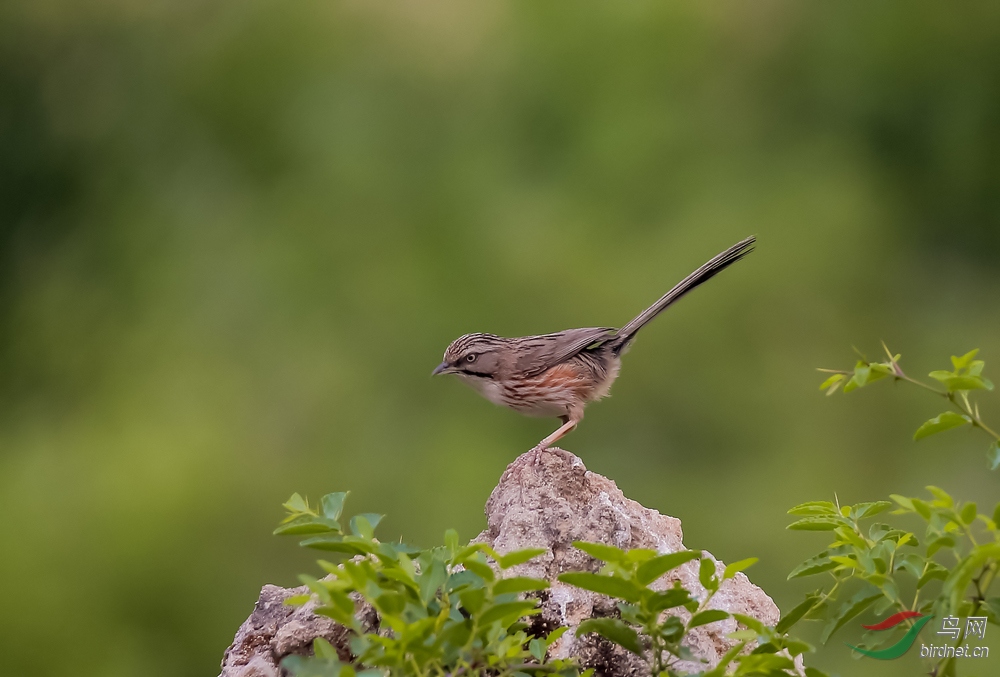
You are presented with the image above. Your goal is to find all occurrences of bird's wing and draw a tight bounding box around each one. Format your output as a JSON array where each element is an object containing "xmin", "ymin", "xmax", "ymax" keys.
[{"xmin": 514, "ymin": 327, "xmax": 617, "ymax": 377}]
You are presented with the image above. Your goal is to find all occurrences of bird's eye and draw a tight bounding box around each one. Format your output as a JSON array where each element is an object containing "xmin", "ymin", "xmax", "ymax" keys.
[{"xmin": 466, "ymin": 354, "xmax": 477, "ymax": 363}]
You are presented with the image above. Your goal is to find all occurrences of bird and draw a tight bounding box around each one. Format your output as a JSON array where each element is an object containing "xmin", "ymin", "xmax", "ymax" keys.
[{"xmin": 432, "ymin": 236, "xmax": 755, "ymax": 451}]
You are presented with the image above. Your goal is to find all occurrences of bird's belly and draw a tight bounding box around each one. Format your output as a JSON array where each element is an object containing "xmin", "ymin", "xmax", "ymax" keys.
[
  {"xmin": 588, "ymin": 358, "xmax": 621, "ymax": 402},
  {"xmin": 476, "ymin": 379, "xmax": 565, "ymax": 416}
]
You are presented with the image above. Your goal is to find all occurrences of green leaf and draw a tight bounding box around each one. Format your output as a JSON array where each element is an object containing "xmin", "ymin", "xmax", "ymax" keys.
[
  {"xmin": 529, "ymin": 637, "xmax": 545, "ymax": 661},
  {"xmin": 436, "ymin": 618, "xmax": 472, "ymax": 652},
  {"xmin": 833, "ymin": 525, "xmax": 867, "ymax": 550},
  {"xmin": 544, "ymin": 626, "xmax": 568, "ymax": 647},
  {"xmin": 462, "ymin": 559, "xmax": 495, "ymax": 583},
  {"xmin": 913, "ymin": 412, "xmax": 970, "ymax": 440},
  {"xmin": 994, "ymin": 501, "xmax": 1000, "ymax": 528},
  {"xmin": 478, "ymin": 600, "xmax": 539, "ymax": 626},
  {"xmin": 820, "ymin": 590, "xmax": 882, "ymax": 644},
  {"xmin": 942, "ymin": 543, "xmax": 1000, "ymax": 612},
  {"xmin": 459, "ymin": 587, "xmax": 486, "ymax": 614},
  {"xmin": 320, "ymin": 493, "xmax": 348, "ymax": 521},
  {"xmin": 699, "ymin": 558, "xmax": 719, "ymax": 592},
  {"xmin": 557, "ymin": 573, "xmax": 643, "ymax": 603},
  {"xmin": 787, "ymin": 517, "xmax": 845, "ymax": 531},
  {"xmin": 313, "ymin": 637, "xmax": 339, "ymax": 660},
  {"xmin": 723, "ymin": 557, "xmax": 758, "ymax": 580},
  {"xmin": 927, "ymin": 535, "xmax": 956, "ymax": 558},
  {"xmin": 282, "ymin": 492, "xmax": 310, "ymax": 514},
  {"xmin": 890, "ymin": 494, "xmax": 914, "ymax": 511},
  {"xmin": 787, "ymin": 501, "xmax": 838, "ymax": 516},
  {"xmin": 736, "ymin": 654, "xmax": 795, "ymax": 672},
  {"xmin": 893, "ymin": 553, "xmax": 924, "ymax": 578},
  {"xmin": 855, "ymin": 501, "xmax": 892, "ymax": 519},
  {"xmin": 917, "ymin": 562, "xmax": 948, "ymax": 589},
  {"xmin": 929, "ymin": 372, "xmax": 992, "ymax": 392},
  {"xmin": 493, "ymin": 577, "xmax": 550, "ymax": 596},
  {"xmin": 349, "ymin": 513, "xmax": 383, "ymax": 539},
  {"xmin": 731, "ymin": 612, "xmax": 766, "ymax": 634},
  {"xmin": 952, "ymin": 350, "xmax": 980, "ymax": 370},
  {"xmin": 819, "ymin": 373, "xmax": 845, "ymax": 395},
  {"xmin": 829, "ymin": 555, "xmax": 857, "ymax": 570},
  {"xmin": 284, "ymin": 594, "xmax": 311, "ymax": 606},
  {"xmin": 775, "ymin": 592, "xmax": 822, "ymax": 634},
  {"xmin": 910, "ymin": 498, "xmax": 933, "ymax": 520},
  {"xmin": 575, "ymin": 618, "xmax": 644, "ymax": 656},
  {"xmin": 989, "ymin": 442, "xmax": 1000, "ymax": 471},
  {"xmin": 853, "ymin": 362, "xmax": 872, "ymax": 387},
  {"xmin": 787, "ymin": 550, "xmax": 839, "ymax": 579},
  {"xmin": 273, "ymin": 516, "xmax": 341, "ymax": 536},
  {"xmin": 647, "ymin": 587, "xmax": 696, "ymax": 613},
  {"xmin": 298, "ymin": 574, "xmax": 331, "ymax": 604},
  {"xmin": 926, "ymin": 485, "xmax": 954, "ymax": 507},
  {"xmin": 960, "ymin": 502, "xmax": 978, "ymax": 525},
  {"xmin": 635, "ymin": 550, "xmax": 701, "ymax": 585},
  {"xmin": 689, "ymin": 609, "xmax": 730, "ymax": 628},
  {"xmin": 444, "ymin": 528, "xmax": 459, "ymax": 555},
  {"xmin": 418, "ymin": 558, "xmax": 447, "ymax": 604},
  {"xmin": 300, "ymin": 537, "xmax": 368, "ymax": 556},
  {"xmin": 572, "ymin": 542, "xmax": 625, "ymax": 564},
  {"xmin": 497, "ymin": 548, "xmax": 548, "ymax": 569},
  {"xmin": 819, "ymin": 373, "xmax": 843, "ymax": 390},
  {"xmin": 623, "ymin": 548, "xmax": 658, "ymax": 564}
]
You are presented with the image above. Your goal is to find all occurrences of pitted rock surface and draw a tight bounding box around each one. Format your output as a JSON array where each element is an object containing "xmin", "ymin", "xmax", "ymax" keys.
[{"xmin": 473, "ymin": 448, "xmax": 779, "ymax": 674}]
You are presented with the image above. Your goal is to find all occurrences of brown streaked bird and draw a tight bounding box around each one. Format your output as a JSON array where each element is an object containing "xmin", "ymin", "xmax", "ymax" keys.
[{"xmin": 433, "ymin": 236, "xmax": 755, "ymax": 451}]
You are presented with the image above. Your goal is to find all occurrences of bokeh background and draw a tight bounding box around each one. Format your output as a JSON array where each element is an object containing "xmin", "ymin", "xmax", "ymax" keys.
[{"xmin": 3, "ymin": 2, "xmax": 1000, "ymax": 676}]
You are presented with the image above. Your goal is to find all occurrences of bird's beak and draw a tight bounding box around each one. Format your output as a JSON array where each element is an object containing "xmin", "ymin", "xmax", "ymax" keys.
[{"xmin": 432, "ymin": 361, "xmax": 452, "ymax": 376}]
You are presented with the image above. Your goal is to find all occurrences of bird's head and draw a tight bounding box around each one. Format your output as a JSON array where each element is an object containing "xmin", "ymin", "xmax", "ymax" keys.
[{"xmin": 432, "ymin": 333, "xmax": 505, "ymax": 379}]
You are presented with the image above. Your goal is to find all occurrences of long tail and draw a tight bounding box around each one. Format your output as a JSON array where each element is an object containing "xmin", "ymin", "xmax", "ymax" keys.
[{"xmin": 610, "ymin": 235, "xmax": 755, "ymax": 353}]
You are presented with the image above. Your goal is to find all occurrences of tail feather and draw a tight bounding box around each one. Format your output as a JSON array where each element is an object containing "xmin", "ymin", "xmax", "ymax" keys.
[{"xmin": 611, "ymin": 235, "xmax": 755, "ymax": 353}]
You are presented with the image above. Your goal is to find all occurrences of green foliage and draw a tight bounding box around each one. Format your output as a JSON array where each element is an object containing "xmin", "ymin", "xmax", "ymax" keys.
[
  {"xmin": 277, "ymin": 497, "xmax": 829, "ymax": 677},
  {"xmin": 556, "ymin": 542, "xmax": 827, "ymax": 677},
  {"xmin": 275, "ymin": 493, "xmax": 582, "ymax": 677},
  {"xmin": 782, "ymin": 488, "xmax": 1000, "ymax": 675},
  {"xmin": 819, "ymin": 345, "xmax": 1000, "ymax": 469},
  {"xmin": 795, "ymin": 344, "xmax": 1000, "ymax": 676}
]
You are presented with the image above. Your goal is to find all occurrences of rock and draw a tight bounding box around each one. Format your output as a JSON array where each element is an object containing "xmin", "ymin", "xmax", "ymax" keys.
[
  {"xmin": 219, "ymin": 448, "xmax": 780, "ymax": 676},
  {"xmin": 220, "ymin": 585, "xmax": 377, "ymax": 677},
  {"xmin": 474, "ymin": 448, "xmax": 780, "ymax": 675}
]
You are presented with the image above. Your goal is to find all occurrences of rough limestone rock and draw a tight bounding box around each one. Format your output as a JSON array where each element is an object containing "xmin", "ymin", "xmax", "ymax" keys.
[
  {"xmin": 474, "ymin": 448, "xmax": 779, "ymax": 675},
  {"xmin": 221, "ymin": 585, "xmax": 378, "ymax": 677},
  {"xmin": 220, "ymin": 448, "xmax": 780, "ymax": 677}
]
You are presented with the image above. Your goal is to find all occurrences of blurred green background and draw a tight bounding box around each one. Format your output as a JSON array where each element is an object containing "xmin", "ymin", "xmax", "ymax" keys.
[{"xmin": 2, "ymin": 2, "xmax": 1000, "ymax": 676}]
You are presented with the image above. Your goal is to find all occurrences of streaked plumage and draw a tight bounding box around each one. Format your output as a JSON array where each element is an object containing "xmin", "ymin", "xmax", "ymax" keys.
[{"xmin": 433, "ymin": 236, "xmax": 756, "ymax": 450}]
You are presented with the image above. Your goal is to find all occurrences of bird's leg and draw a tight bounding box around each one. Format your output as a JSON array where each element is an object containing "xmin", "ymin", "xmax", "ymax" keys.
[{"xmin": 536, "ymin": 415, "xmax": 578, "ymax": 451}]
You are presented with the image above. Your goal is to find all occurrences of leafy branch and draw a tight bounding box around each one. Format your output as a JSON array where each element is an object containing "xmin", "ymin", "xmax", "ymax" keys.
[
  {"xmin": 782, "ymin": 489, "xmax": 1000, "ymax": 677},
  {"xmin": 558, "ymin": 542, "xmax": 825, "ymax": 677},
  {"xmin": 818, "ymin": 345, "xmax": 1000, "ymax": 469},
  {"xmin": 276, "ymin": 495, "xmax": 827, "ymax": 677},
  {"xmin": 276, "ymin": 492, "xmax": 582, "ymax": 677}
]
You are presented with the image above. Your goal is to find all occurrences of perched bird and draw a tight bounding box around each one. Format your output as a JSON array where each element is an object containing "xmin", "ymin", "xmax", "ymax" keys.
[{"xmin": 433, "ymin": 236, "xmax": 755, "ymax": 450}]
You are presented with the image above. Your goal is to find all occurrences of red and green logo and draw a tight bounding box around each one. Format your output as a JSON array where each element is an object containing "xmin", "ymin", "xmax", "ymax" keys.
[{"xmin": 847, "ymin": 611, "xmax": 934, "ymax": 660}]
